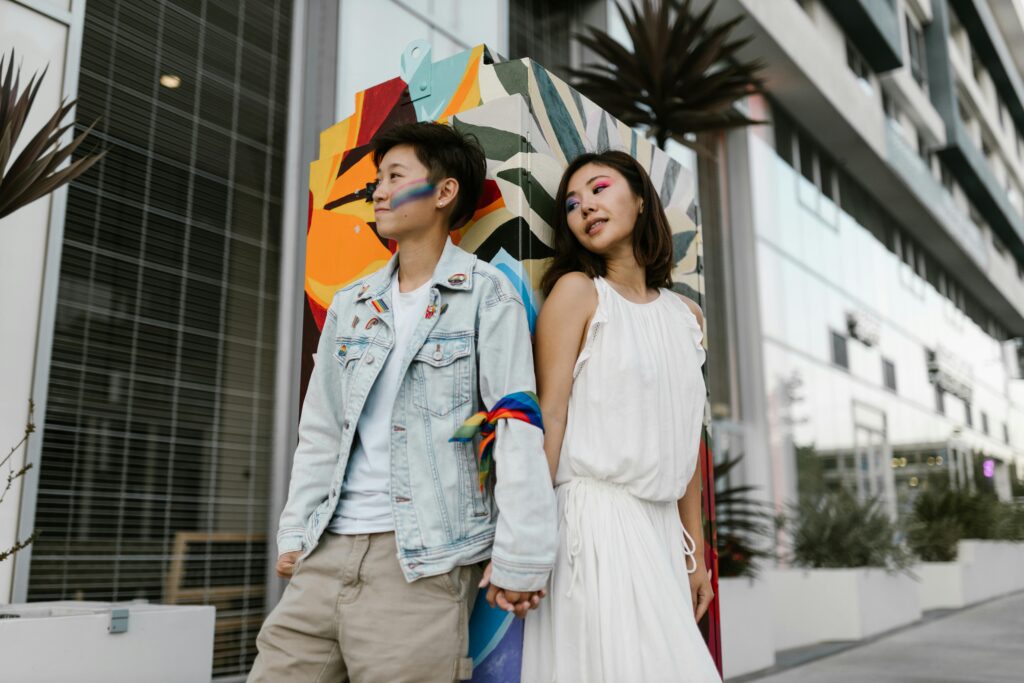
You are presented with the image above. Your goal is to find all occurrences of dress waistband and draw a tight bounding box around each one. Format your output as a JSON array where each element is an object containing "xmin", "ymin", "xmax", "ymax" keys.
[{"xmin": 560, "ymin": 478, "xmax": 699, "ymax": 599}]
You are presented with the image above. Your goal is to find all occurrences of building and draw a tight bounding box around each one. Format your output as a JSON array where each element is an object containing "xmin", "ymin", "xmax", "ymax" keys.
[
  {"xmin": 2, "ymin": 0, "xmax": 1023, "ymax": 680},
  {"xmin": 694, "ymin": 0, "xmax": 1024, "ymax": 521}
]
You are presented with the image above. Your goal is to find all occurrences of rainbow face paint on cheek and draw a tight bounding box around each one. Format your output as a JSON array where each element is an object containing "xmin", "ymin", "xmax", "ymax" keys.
[{"xmin": 390, "ymin": 178, "xmax": 436, "ymax": 210}]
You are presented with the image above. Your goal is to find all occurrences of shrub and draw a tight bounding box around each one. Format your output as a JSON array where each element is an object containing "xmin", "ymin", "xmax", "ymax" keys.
[{"xmin": 783, "ymin": 489, "xmax": 910, "ymax": 571}]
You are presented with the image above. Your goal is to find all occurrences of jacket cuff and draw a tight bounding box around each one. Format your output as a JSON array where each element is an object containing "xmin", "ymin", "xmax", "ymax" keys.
[
  {"xmin": 276, "ymin": 529, "xmax": 305, "ymax": 556},
  {"xmin": 488, "ymin": 554, "xmax": 552, "ymax": 592}
]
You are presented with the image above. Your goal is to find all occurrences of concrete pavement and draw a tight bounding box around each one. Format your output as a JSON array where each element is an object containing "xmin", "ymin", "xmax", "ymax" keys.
[{"xmin": 743, "ymin": 591, "xmax": 1024, "ymax": 683}]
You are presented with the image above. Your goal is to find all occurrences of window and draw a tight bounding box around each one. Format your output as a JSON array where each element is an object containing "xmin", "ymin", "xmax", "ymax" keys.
[
  {"xmin": 993, "ymin": 233, "xmax": 1007, "ymax": 257},
  {"xmin": 799, "ymin": 131, "xmax": 816, "ymax": 185},
  {"xmin": 820, "ymin": 155, "xmax": 837, "ymax": 202},
  {"xmin": 940, "ymin": 161, "xmax": 954, "ymax": 192},
  {"xmin": 981, "ymin": 411, "xmax": 989, "ymax": 435},
  {"xmin": 883, "ymin": 90, "xmax": 896, "ymax": 119},
  {"xmin": 935, "ymin": 385, "xmax": 945, "ymax": 414},
  {"xmin": 846, "ymin": 40, "xmax": 873, "ymax": 92},
  {"xmin": 775, "ymin": 110, "xmax": 796, "ymax": 166},
  {"xmin": 831, "ymin": 331, "xmax": 849, "ymax": 370},
  {"xmin": 906, "ymin": 15, "xmax": 928, "ymax": 89},
  {"xmin": 965, "ymin": 402, "xmax": 973, "ymax": 428},
  {"xmin": 31, "ymin": 1, "xmax": 293, "ymax": 677},
  {"xmin": 1005, "ymin": 422, "xmax": 1011, "ymax": 444},
  {"xmin": 883, "ymin": 358, "xmax": 897, "ymax": 392}
]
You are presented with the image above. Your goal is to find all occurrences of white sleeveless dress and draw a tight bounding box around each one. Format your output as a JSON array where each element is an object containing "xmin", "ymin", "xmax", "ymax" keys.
[{"xmin": 521, "ymin": 277, "xmax": 722, "ymax": 683}]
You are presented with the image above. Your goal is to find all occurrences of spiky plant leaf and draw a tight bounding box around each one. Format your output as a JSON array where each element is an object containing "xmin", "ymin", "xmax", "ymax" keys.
[
  {"xmin": 0, "ymin": 50, "xmax": 105, "ymax": 219},
  {"xmin": 569, "ymin": 0, "xmax": 765, "ymax": 151},
  {"xmin": 709, "ymin": 452, "xmax": 775, "ymax": 578}
]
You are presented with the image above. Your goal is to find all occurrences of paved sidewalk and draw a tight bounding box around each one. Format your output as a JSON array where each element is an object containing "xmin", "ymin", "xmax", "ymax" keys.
[{"xmin": 744, "ymin": 591, "xmax": 1024, "ymax": 683}]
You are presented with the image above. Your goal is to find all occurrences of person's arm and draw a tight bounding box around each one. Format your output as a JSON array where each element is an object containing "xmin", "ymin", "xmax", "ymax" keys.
[
  {"xmin": 534, "ymin": 273, "xmax": 597, "ymax": 480},
  {"xmin": 673, "ymin": 294, "xmax": 713, "ymax": 620},
  {"xmin": 475, "ymin": 275, "xmax": 558, "ymax": 597},
  {"xmin": 678, "ymin": 468, "xmax": 713, "ymax": 621},
  {"xmin": 275, "ymin": 296, "xmax": 347, "ymax": 577}
]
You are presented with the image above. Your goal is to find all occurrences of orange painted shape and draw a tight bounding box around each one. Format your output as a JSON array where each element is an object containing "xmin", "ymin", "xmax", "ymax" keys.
[{"xmin": 305, "ymin": 208, "xmax": 391, "ymax": 309}]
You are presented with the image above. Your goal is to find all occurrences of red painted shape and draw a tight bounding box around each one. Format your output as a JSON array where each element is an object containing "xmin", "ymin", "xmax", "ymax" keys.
[
  {"xmin": 699, "ymin": 436, "xmax": 724, "ymax": 676},
  {"xmin": 307, "ymin": 189, "xmax": 313, "ymax": 232},
  {"xmin": 355, "ymin": 77, "xmax": 411, "ymax": 146},
  {"xmin": 479, "ymin": 178, "xmax": 501, "ymax": 207},
  {"xmin": 309, "ymin": 300, "xmax": 327, "ymax": 331}
]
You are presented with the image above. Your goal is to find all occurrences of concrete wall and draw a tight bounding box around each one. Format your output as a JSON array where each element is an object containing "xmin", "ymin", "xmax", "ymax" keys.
[{"xmin": 0, "ymin": 0, "xmax": 82, "ymax": 604}]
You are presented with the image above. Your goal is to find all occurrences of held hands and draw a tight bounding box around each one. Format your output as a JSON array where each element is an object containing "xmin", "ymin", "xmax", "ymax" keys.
[
  {"xmin": 688, "ymin": 562, "xmax": 714, "ymax": 622},
  {"xmin": 479, "ymin": 561, "xmax": 546, "ymax": 619},
  {"xmin": 276, "ymin": 550, "xmax": 301, "ymax": 579}
]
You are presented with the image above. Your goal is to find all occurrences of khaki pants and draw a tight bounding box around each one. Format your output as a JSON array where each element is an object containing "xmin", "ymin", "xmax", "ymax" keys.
[{"xmin": 248, "ymin": 532, "xmax": 481, "ymax": 683}]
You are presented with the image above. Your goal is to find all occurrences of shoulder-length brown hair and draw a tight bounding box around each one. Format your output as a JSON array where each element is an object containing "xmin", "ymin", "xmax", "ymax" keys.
[{"xmin": 540, "ymin": 150, "xmax": 674, "ymax": 296}]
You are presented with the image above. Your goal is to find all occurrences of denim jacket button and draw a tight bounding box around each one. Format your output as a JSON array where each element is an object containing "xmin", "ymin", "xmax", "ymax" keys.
[
  {"xmin": 366, "ymin": 353, "xmax": 375, "ymax": 364},
  {"xmin": 343, "ymin": 420, "xmax": 351, "ymax": 430}
]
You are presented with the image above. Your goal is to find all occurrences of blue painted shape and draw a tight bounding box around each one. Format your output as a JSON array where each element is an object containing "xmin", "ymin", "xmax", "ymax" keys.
[
  {"xmin": 471, "ymin": 609, "xmax": 524, "ymax": 683},
  {"xmin": 489, "ymin": 248, "xmax": 539, "ymax": 334},
  {"xmin": 468, "ymin": 591, "xmax": 516, "ymax": 665},
  {"xmin": 412, "ymin": 48, "xmax": 476, "ymax": 121}
]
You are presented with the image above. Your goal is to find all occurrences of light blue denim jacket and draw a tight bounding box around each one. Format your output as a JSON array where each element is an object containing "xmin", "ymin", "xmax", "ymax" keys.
[{"xmin": 278, "ymin": 239, "xmax": 557, "ymax": 591}]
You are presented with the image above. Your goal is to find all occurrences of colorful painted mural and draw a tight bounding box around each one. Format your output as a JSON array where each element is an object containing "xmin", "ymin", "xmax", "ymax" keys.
[{"xmin": 303, "ymin": 41, "xmax": 715, "ymax": 681}]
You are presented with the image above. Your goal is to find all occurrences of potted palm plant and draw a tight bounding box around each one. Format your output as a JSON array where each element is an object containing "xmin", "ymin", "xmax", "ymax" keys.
[
  {"xmin": 568, "ymin": 0, "xmax": 764, "ymax": 152},
  {"xmin": 911, "ymin": 486, "xmax": 1024, "ymax": 610},
  {"xmin": 768, "ymin": 490, "xmax": 921, "ymax": 651}
]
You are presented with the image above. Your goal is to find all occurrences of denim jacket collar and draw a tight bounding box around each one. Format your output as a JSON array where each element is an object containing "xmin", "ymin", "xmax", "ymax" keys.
[{"xmin": 354, "ymin": 237, "xmax": 477, "ymax": 303}]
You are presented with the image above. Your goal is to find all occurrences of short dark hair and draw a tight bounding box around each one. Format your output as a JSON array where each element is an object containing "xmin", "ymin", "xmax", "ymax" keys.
[
  {"xmin": 371, "ymin": 122, "xmax": 486, "ymax": 230},
  {"xmin": 541, "ymin": 150, "xmax": 674, "ymax": 296}
]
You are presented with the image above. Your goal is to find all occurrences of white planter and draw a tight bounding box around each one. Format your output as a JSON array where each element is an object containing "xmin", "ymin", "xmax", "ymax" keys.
[
  {"xmin": 766, "ymin": 567, "xmax": 922, "ymax": 651},
  {"xmin": 718, "ymin": 576, "xmax": 775, "ymax": 679},
  {"xmin": 0, "ymin": 601, "xmax": 216, "ymax": 683},
  {"xmin": 917, "ymin": 540, "xmax": 1024, "ymax": 610},
  {"xmin": 916, "ymin": 561, "xmax": 966, "ymax": 610}
]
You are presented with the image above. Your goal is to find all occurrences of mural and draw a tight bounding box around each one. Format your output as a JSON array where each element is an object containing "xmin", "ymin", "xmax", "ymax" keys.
[{"xmin": 303, "ymin": 41, "xmax": 717, "ymax": 680}]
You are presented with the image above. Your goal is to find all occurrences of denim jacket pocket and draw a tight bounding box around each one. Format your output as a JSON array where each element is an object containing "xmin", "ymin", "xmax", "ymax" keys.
[
  {"xmin": 411, "ymin": 335, "xmax": 473, "ymax": 416},
  {"xmin": 335, "ymin": 336, "xmax": 369, "ymax": 370}
]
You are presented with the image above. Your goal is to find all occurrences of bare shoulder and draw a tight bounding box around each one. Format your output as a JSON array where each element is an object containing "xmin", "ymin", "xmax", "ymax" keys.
[
  {"xmin": 546, "ymin": 272, "xmax": 598, "ymax": 310},
  {"xmin": 672, "ymin": 291, "xmax": 704, "ymax": 327}
]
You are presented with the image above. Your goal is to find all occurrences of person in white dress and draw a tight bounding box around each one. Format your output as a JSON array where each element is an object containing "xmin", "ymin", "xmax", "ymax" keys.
[{"xmin": 521, "ymin": 150, "xmax": 723, "ymax": 683}]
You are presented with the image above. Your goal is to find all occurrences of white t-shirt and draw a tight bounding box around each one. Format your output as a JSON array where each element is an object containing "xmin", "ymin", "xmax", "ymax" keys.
[{"xmin": 329, "ymin": 271, "xmax": 432, "ymax": 534}]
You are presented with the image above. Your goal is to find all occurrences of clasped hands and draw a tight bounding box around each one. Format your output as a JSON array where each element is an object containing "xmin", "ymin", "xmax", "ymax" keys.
[{"xmin": 479, "ymin": 561, "xmax": 546, "ymax": 619}]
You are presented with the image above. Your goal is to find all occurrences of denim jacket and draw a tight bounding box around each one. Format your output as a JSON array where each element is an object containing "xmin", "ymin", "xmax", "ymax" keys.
[{"xmin": 278, "ymin": 239, "xmax": 557, "ymax": 591}]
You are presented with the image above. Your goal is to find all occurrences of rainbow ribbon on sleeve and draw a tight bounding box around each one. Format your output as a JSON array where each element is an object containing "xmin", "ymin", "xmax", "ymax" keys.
[{"xmin": 449, "ymin": 391, "xmax": 544, "ymax": 492}]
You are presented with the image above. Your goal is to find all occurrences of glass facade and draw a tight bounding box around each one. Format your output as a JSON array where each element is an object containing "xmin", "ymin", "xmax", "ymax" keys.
[
  {"xmin": 753, "ymin": 100, "xmax": 1023, "ymax": 520},
  {"xmin": 29, "ymin": 0, "xmax": 291, "ymax": 676}
]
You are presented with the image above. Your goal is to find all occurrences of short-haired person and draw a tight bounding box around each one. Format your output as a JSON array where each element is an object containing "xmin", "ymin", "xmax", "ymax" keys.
[
  {"xmin": 522, "ymin": 151, "xmax": 722, "ymax": 682},
  {"xmin": 249, "ymin": 122, "xmax": 557, "ymax": 683}
]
